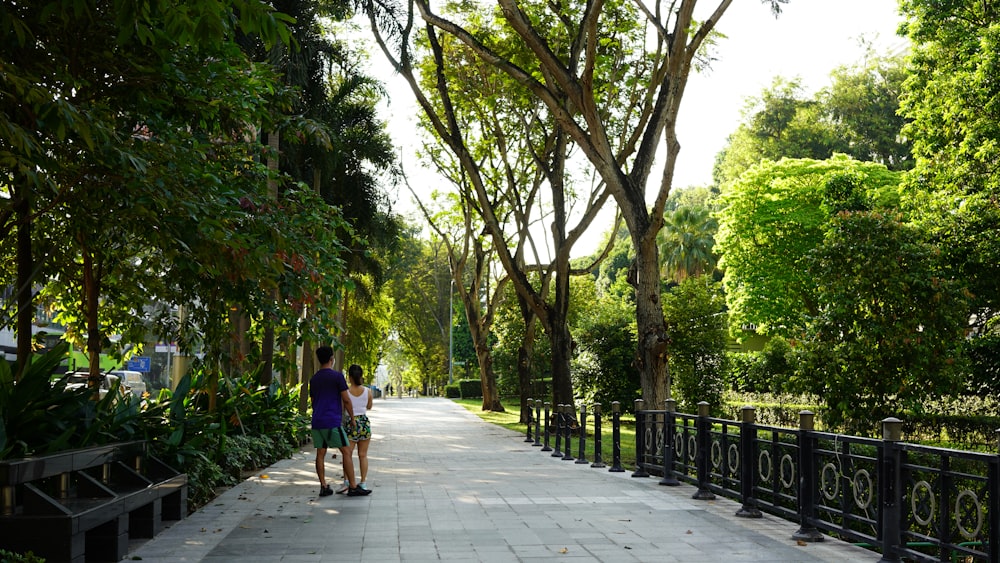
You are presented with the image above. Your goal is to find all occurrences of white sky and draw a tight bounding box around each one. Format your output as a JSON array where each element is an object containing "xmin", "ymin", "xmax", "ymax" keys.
[{"xmin": 360, "ymin": 1, "xmax": 907, "ymax": 255}]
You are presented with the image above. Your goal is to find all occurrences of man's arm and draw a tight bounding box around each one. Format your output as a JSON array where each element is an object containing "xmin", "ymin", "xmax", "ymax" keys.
[{"xmin": 341, "ymin": 390, "xmax": 355, "ymax": 422}]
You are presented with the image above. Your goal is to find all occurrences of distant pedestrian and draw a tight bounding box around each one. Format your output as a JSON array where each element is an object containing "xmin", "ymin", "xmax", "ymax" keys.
[
  {"xmin": 337, "ymin": 364, "xmax": 373, "ymax": 493},
  {"xmin": 309, "ymin": 346, "xmax": 371, "ymax": 497}
]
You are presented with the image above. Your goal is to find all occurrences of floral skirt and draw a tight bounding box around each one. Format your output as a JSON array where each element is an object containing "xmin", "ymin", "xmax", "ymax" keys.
[{"xmin": 345, "ymin": 414, "xmax": 371, "ymax": 442}]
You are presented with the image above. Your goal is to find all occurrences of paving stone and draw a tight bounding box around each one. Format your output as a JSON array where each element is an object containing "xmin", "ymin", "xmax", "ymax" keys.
[{"xmin": 127, "ymin": 398, "xmax": 877, "ymax": 562}]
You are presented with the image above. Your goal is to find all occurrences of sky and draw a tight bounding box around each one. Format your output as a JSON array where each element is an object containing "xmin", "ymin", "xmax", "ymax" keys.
[{"xmin": 358, "ymin": 1, "xmax": 907, "ymax": 255}]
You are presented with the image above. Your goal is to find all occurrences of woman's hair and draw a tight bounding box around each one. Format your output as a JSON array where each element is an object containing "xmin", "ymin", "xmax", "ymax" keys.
[{"xmin": 347, "ymin": 364, "xmax": 363, "ymax": 386}]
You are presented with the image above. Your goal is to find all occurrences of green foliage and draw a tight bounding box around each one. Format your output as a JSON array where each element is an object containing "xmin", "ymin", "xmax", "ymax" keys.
[
  {"xmin": 662, "ymin": 279, "xmax": 728, "ymax": 415},
  {"xmin": 724, "ymin": 352, "xmax": 766, "ymax": 393},
  {"xmin": 964, "ymin": 331, "xmax": 1000, "ymax": 397},
  {"xmin": 716, "ymin": 155, "xmax": 902, "ymax": 339},
  {"xmin": 571, "ymin": 287, "xmax": 639, "ymax": 413},
  {"xmin": 899, "ymin": 0, "xmax": 1000, "ymax": 326},
  {"xmin": 444, "ymin": 384, "xmax": 461, "ymax": 398},
  {"xmin": 0, "ymin": 549, "xmax": 45, "ymax": 563},
  {"xmin": 713, "ymin": 55, "xmax": 912, "ymax": 189},
  {"xmin": 457, "ymin": 379, "xmax": 482, "ymax": 399},
  {"xmin": 792, "ymin": 211, "xmax": 969, "ymax": 434},
  {"xmin": 657, "ymin": 206, "xmax": 719, "ymax": 284},
  {"xmin": 0, "ymin": 343, "xmax": 154, "ymax": 459}
]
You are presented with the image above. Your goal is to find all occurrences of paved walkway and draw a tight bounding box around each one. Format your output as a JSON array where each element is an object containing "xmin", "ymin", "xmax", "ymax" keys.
[{"xmin": 127, "ymin": 398, "xmax": 876, "ymax": 562}]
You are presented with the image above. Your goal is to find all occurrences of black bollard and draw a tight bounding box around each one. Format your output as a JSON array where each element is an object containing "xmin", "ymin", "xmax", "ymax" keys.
[
  {"xmin": 659, "ymin": 399, "xmax": 680, "ymax": 486},
  {"xmin": 735, "ymin": 406, "xmax": 760, "ymax": 515},
  {"xmin": 533, "ymin": 399, "xmax": 543, "ymax": 447},
  {"xmin": 562, "ymin": 404, "xmax": 575, "ymax": 461},
  {"xmin": 575, "ymin": 404, "xmax": 589, "ymax": 464},
  {"xmin": 591, "ymin": 403, "xmax": 606, "ymax": 468},
  {"xmin": 525, "ymin": 399, "xmax": 535, "ymax": 442},
  {"xmin": 632, "ymin": 399, "xmax": 649, "ymax": 478},
  {"xmin": 692, "ymin": 401, "xmax": 715, "ymax": 499},
  {"xmin": 552, "ymin": 404, "xmax": 564, "ymax": 457},
  {"xmin": 792, "ymin": 411, "xmax": 824, "ymax": 542},
  {"xmin": 609, "ymin": 401, "xmax": 624, "ymax": 472},
  {"xmin": 541, "ymin": 402, "xmax": 553, "ymax": 452}
]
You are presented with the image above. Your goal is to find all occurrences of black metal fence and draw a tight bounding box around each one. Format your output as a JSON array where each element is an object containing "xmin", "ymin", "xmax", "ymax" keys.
[{"xmin": 524, "ymin": 398, "xmax": 1000, "ymax": 562}]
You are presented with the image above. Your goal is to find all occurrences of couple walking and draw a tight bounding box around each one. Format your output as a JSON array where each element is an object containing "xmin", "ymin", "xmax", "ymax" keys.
[{"xmin": 310, "ymin": 345, "xmax": 373, "ymax": 497}]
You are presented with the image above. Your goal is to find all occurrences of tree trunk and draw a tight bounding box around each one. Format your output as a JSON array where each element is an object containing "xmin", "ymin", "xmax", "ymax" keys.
[
  {"xmin": 299, "ymin": 340, "xmax": 315, "ymax": 414},
  {"xmin": 631, "ymin": 229, "xmax": 670, "ymax": 409},
  {"xmin": 80, "ymin": 244, "xmax": 103, "ymax": 397},
  {"xmin": 465, "ymin": 299, "xmax": 503, "ymax": 412},
  {"xmin": 516, "ymin": 294, "xmax": 536, "ymax": 424},
  {"xmin": 14, "ymin": 188, "xmax": 32, "ymax": 382}
]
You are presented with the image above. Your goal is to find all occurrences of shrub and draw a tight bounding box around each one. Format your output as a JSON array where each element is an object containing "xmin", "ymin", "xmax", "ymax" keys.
[
  {"xmin": 444, "ymin": 384, "xmax": 460, "ymax": 398},
  {"xmin": 457, "ymin": 379, "xmax": 482, "ymax": 398},
  {"xmin": 0, "ymin": 549, "xmax": 45, "ymax": 563}
]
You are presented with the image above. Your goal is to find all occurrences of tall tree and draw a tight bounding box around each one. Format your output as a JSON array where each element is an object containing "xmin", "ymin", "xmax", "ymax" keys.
[
  {"xmin": 899, "ymin": 0, "xmax": 1000, "ymax": 330},
  {"xmin": 713, "ymin": 54, "xmax": 912, "ymax": 189},
  {"xmin": 367, "ymin": 0, "xmax": 789, "ymax": 408},
  {"xmin": 716, "ymin": 156, "xmax": 901, "ymax": 339},
  {"xmin": 657, "ymin": 206, "xmax": 719, "ymax": 284}
]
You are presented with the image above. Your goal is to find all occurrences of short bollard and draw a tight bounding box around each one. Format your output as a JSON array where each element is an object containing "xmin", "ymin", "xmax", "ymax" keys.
[
  {"xmin": 541, "ymin": 402, "xmax": 553, "ymax": 452},
  {"xmin": 552, "ymin": 404, "xmax": 564, "ymax": 457},
  {"xmin": 591, "ymin": 403, "xmax": 606, "ymax": 468},
  {"xmin": 792, "ymin": 411, "xmax": 823, "ymax": 542},
  {"xmin": 562, "ymin": 405, "xmax": 576, "ymax": 461},
  {"xmin": 632, "ymin": 399, "xmax": 649, "ymax": 478},
  {"xmin": 525, "ymin": 399, "xmax": 535, "ymax": 442},
  {"xmin": 659, "ymin": 399, "xmax": 679, "ymax": 486},
  {"xmin": 877, "ymin": 418, "xmax": 903, "ymax": 563},
  {"xmin": 691, "ymin": 401, "xmax": 715, "ymax": 499},
  {"xmin": 735, "ymin": 406, "xmax": 761, "ymax": 516},
  {"xmin": 532, "ymin": 399, "xmax": 543, "ymax": 447},
  {"xmin": 609, "ymin": 401, "xmax": 624, "ymax": 472},
  {"xmin": 575, "ymin": 404, "xmax": 589, "ymax": 464}
]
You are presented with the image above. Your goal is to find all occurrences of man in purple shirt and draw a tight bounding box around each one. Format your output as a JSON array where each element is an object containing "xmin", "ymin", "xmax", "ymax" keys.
[{"xmin": 310, "ymin": 346, "xmax": 371, "ymax": 497}]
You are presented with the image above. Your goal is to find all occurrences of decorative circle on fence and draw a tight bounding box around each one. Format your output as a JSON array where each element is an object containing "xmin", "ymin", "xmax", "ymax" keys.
[
  {"xmin": 656, "ymin": 428, "xmax": 665, "ymax": 455},
  {"xmin": 674, "ymin": 432, "xmax": 683, "ymax": 457},
  {"xmin": 910, "ymin": 480, "xmax": 935, "ymax": 527},
  {"xmin": 711, "ymin": 440, "xmax": 722, "ymax": 470},
  {"xmin": 853, "ymin": 469, "xmax": 873, "ymax": 510},
  {"xmin": 779, "ymin": 454, "xmax": 795, "ymax": 490},
  {"xmin": 645, "ymin": 427, "xmax": 654, "ymax": 453},
  {"xmin": 688, "ymin": 435, "xmax": 697, "ymax": 462},
  {"xmin": 820, "ymin": 463, "xmax": 840, "ymax": 501},
  {"xmin": 954, "ymin": 489, "xmax": 983, "ymax": 541},
  {"xmin": 728, "ymin": 444, "xmax": 740, "ymax": 475},
  {"xmin": 758, "ymin": 450, "xmax": 772, "ymax": 484}
]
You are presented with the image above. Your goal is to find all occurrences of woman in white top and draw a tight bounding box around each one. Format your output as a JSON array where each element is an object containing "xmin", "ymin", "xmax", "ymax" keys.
[{"xmin": 339, "ymin": 364, "xmax": 373, "ymax": 492}]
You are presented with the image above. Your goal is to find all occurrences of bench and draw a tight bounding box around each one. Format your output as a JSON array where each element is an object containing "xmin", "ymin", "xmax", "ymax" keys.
[{"xmin": 0, "ymin": 441, "xmax": 187, "ymax": 562}]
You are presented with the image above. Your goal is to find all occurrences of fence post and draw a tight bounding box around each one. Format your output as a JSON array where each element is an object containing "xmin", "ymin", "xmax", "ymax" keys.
[
  {"xmin": 735, "ymin": 406, "xmax": 761, "ymax": 517},
  {"xmin": 533, "ymin": 399, "xmax": 542, "ymax": 447},
  {"xmin": 541, "ymin": 402, "xmax": 552, "ymax": 452},
  {"xmin": 609, "ymin": 401, "xmax": 624, "ymax": 472},
  {"xmin": 792, "ymin": 411, "xmax": 824, "ymax": 542},
  {"xmin": 991, "ymin": 429, "xmax": 1000, "ymax": 563},
  {"xmin": 591, "ymin": 403, "xmax": 606, "ymax": 468},
  {"xmin": 633, "ymin": 399, "xmax": 650, "ymax": 477},
  {"xmin": 552, "ymin": 404, "xmax": 565, "ymax": 457},
  {"xmin": 660, "ymin": 399, "xmax": 680, "ymax": 486},
  {"xmin": 576, "ymin": 404, "xmax": 589, "ymax": 464},
  {"xmin": 692, "ymin": 401, "xmax": 715, "ymax": 500},
  {"xmin": 877, "ymin": 418, "xmax": 903, "ymax": 563},
  {"xmin": 525, "ymin": 399, "xmax": 535, "ymax": 442},
  {"xmin": 562, "ymin": 404, "xmax": 576, "ymax": 461}
]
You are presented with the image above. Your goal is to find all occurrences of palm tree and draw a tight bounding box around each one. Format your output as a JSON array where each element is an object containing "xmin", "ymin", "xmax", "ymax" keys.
[{"xmin": 658, "ymin": 206, "xmax": 719, "ymax": 283}]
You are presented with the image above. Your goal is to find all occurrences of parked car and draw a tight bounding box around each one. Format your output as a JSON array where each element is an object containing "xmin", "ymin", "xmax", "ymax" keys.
[
  {"xmin": 110, "ymin": 370, "xmax": 147, "ymax": 398},
  {"xmin": 63, "ymin": 371, "xmax": 129, "ymax": 401}
]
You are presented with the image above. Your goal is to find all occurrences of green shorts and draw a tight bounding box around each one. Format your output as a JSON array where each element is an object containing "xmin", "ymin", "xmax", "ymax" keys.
[{"xmin": 312, "ymin": 426, "xmax": 350, "ymax": 449}]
